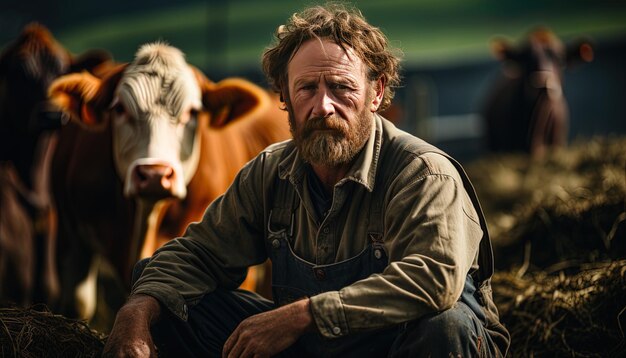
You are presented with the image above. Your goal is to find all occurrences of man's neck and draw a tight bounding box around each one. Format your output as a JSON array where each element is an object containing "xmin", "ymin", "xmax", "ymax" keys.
[{"xmin": 310, "ymin": 162, "xmax": 352, "ymax": 194}]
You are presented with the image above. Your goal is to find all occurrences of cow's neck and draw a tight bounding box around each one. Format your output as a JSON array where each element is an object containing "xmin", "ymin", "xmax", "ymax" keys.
[{"xmin": 130, "ymin": 198, "xmax": 168, "ymax": 267}]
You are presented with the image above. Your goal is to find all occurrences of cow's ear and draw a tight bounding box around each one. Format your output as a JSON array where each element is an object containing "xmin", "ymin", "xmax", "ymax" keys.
[
  {"xmin": 193, "ymin": 68, "xmax": 270, "ymax": 128},
  {"xmin": 69, "ymin": 48, "xmax": 113, "ymax": 75},
  {"xmin": 566, "ymin": 38, "xmax": 594, "ymax": 65},
  {"xmin": 490, "ymin": 37, "xmax": 516, "ymax": 62},
  {"xmin": 48, "ymin": 71, "xmax": 102, "ymax": 128}
]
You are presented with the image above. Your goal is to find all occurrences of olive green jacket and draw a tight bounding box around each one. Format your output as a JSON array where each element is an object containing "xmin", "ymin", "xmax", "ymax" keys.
[{"xmin": 132, "ymin": 114, "xmax": 484, "ymax": 339}]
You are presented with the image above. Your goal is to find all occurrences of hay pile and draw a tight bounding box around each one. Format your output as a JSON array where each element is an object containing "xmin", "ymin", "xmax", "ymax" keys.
[
  {"xmin": 467, "ymin": 136, "xmax": 626, "ymax": 271},
  {"xmin": 467, "ymin": 136, "xmax": 626, "ymax": 356},
  {"xmin": 0, "ymin": 304, "xmax": 105, "ymax": 357},
  {"xmin": 492, "ymin": 261, "xmax": 626, "ymax": 357}
]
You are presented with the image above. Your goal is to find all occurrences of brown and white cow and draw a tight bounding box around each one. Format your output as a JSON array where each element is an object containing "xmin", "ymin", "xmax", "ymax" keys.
[
  {"xmin": 0, "ymin": 23, "xmax": 110, "ymax": 307},
  {"xmin": 48, "ymin": 43, "xmax": 290, "ymax": 320},
  {"xmin": 481, "ymin": 27, "xmax": 593, "ymax": 159}
]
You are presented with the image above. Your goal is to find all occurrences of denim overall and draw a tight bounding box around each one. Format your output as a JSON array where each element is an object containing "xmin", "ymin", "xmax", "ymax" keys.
[{"xmin": 268, "ymin": 218, "xmax": 396, "ymax": 356}]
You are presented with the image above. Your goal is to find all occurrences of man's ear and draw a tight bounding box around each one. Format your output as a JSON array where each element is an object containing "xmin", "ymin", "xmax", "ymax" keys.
[
  {"xmin": 192, "ymin": 66, "xmax": 270, "ymax": 128},
  {"xmin": 370, "ymin": 76, "xmax": 386, "ymax": 112}
]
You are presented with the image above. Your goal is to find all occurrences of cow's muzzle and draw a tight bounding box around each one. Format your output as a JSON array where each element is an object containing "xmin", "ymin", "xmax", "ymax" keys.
[{"xmin": 128, "ymin": 163, "xmax": 178, "ymax": 200}]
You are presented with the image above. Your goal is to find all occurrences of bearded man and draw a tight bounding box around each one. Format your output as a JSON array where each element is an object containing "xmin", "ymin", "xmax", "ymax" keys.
[{"xmin": 103, "ymin": 4, "xmax": 509, "ymax": 357}]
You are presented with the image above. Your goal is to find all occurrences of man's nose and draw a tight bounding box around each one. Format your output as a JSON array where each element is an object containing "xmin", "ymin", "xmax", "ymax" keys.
[{"xmin": 311, "ymin": 89, "xmax": 335, "ymax": 118}]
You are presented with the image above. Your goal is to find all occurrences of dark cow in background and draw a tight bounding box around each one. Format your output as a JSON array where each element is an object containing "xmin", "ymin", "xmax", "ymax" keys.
[
  {"xmin": 0, "ymin": 23, "xmax": 110, "ymax": 307},
  {"xmin": 48, "ymin": 43, "xmax": 290, "ymax": 323},
  {"xmin": 481, "ymin": 27, "xmax": 594, "ymax": 158}
]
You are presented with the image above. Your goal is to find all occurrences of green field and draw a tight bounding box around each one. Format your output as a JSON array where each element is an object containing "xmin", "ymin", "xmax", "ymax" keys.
[{"xmin": 49, "ymin": 0, "xmax": 626, "ymax": 74}]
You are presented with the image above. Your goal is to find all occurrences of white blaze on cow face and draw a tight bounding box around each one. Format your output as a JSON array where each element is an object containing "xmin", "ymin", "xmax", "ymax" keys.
[{"xmin": 111, "ymin": 43, "xmax": 202, "ymax": 199}]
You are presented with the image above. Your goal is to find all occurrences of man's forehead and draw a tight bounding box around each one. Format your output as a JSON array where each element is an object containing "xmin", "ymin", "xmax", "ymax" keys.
[{"xmin": 287, "ymin": 38, "xmax": 364, "ymax": 77}]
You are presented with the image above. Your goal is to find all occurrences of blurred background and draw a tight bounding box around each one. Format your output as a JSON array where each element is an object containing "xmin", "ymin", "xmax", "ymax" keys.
[{"xmin": 2, "ymin": 0, "xmax": 625, "ymax": 163}]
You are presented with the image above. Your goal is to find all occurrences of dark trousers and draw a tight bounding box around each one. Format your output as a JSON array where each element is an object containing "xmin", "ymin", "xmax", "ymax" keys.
[
  {"xmin": 132, "ymin": 261, "xmax": 501, "ymax": 357},
  {"xmin": 147, "ymin": 289, "xmax": 499, "ymax": 357}
]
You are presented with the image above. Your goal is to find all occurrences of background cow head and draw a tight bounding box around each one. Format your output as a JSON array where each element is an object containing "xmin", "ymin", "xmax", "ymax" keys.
[
  {"xmin": 490, "ymin": 27, "xmax": 594, "ymax": 96},
  {"xmin": 0, "ymin": 22, "xmax": 111, "ymax": 188}
]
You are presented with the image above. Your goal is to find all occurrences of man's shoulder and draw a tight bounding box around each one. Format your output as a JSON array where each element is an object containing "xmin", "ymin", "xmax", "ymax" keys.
[
  {"xmin": 262, "ymin": 138, "xmax": 294, "ymax": 155},
  {"xmin": 380, "ymin": 117, "xmax": 437, "ymax": 154},
  {"xmin": 379, "ymin": 118, "xmax": 461, "ymax": 178},
  {"xmin": 253, "ymin": 139, "xmax": 296, "ymax": 167}
]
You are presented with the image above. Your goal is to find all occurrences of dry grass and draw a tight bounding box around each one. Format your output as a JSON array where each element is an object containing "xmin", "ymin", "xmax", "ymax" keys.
[
  {"xmin": 0, "ymin": 304, "xmax": 105, "ymax": 358},
  {"xmin": 492, "ymin": 261, "xmax": 626, "ymax": 357},
  {"xmin": 467, "ymin": 136, "xmax": 626, "ymax": 271},
  {"xmin": 467, "ymin": 136, "xmax": 626, "ymax": 356}
]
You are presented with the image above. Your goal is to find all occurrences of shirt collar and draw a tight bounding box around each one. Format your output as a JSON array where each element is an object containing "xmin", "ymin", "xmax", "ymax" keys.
[{"xmin": 278, "ymin": 114, "xmax": 383, "ymax": 192}]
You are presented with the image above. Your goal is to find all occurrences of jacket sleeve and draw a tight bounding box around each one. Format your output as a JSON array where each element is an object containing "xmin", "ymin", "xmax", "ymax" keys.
[
  {"xmin": 130, "ymin": 155, "xmax": 269, "ymax": 321},
  {"xmin": 309, "ymin": 152, "xmax": 484, "ymax": 338}
]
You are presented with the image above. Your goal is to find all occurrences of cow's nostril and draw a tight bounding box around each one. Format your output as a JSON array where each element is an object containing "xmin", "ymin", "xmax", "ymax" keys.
[
  {"xmin": 135, "ymin": 166, "xmax": 149, "ymax": 181},
  {"xmin": 133, "ymin": 164, "xmax": 176, "ymax": 194},
  {"xmin": 136, "ymin": 165, "xmax": 171, "ymax": 181},
  {"xmin": 163, "ymin": 166, "xmax": 174, "ymax": 179}
]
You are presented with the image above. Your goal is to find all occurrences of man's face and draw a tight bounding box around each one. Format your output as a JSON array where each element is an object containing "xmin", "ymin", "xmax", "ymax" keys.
[{"xmin": 285, "ymin": 39, "xmax": 383, "ymax": 167}]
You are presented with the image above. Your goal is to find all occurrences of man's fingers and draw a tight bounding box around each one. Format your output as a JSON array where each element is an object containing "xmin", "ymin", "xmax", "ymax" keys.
[{"xmin": 222, "ymin": 326, "xmax": 240, "ymax": 358}]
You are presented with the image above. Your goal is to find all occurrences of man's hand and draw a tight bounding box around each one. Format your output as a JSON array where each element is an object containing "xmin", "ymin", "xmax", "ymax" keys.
[
  {"xmin": 102, "ymin": 294, "xmax": 161, "ymax": 357},
  {"xmin": 222, "ymin": 298, "xmax": 314, "ymax": 358}
]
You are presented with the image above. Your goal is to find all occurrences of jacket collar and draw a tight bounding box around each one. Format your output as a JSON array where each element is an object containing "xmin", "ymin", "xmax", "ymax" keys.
[{"xmin": 278, "ymin": 114, "xmax": 383, "ymax": 192}]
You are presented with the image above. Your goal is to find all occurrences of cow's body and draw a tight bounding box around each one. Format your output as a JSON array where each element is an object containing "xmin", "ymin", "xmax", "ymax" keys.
[
  {"xmin": 482, "ymin": 28, "xmax": 593, "ymax": 158},
  {"xmin": 0, "ymin": 23, "xmax": 110, "ymax": 306},
  {"xmin": 0, "ymin": 163, "xmax": 36, "ymax": 305},
  {"xmin": 49, "ymin": 43, "xmax": 290, "ymax": 320}
]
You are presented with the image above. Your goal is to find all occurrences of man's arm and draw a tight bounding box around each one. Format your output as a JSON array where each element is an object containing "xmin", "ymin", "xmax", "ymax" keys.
[
  {"xmin": 222, "ymin": 298, "xmax": 313, "ymax": 358},
  {"xmin": 102, "ymin": 294, "xmax": 162, "ymax": 357},
  {"xmin": 131, "ymin": 156, "xmax": 271, "ymax": 321}
]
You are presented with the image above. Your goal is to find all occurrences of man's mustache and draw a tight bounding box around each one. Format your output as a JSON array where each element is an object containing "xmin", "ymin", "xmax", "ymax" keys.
[{"xmin": 301, "ymin": 115, "xmax": 348, "ymax": 137}]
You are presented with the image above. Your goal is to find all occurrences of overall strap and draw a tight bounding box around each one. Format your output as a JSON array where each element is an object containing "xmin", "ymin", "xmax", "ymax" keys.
[
  {"xmin": 266, "ymin": 151, "xmax": 298, "ymax": 246},
  {"xmin": 371, "ymin": 135, "xmax": 494, "ymax": 283}
]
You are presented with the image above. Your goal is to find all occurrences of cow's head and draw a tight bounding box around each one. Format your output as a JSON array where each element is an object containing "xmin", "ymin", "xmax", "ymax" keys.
[
  {"xmin": 49, "ymin": 42, "xmax": 270, "ymax": 202},
  {"xmin": 0, "ymin": 23, "xmax": 111, "ymax": 189},
  {"xmin": 0, "ymin": 23, "xmax": 111, "ymax": 136},
  {"xmin": 0, "ymin": 24, "xmax": 70, "ymax": 134},
  {"xmin": 490, "ymin": 27, "xmax": 594, "ymax": 92}
]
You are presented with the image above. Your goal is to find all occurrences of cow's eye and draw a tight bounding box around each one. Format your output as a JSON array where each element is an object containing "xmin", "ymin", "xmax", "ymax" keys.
[
  {"xmin": 113, "ymin": 102, "xmax": 126, "ymax": 116},
  {"xmin": 180, "ymin": 108, "xmax": 199, "ymax": 125},
  {"xmin": 189, "ymin": 108, "xmax": 199, "ymax": 121}
]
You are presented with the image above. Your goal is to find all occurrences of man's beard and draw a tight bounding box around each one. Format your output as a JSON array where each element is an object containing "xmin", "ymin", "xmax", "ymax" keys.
[{"xmin": 287, "ymin": 104, "xmax": 373, "ymax": 167}]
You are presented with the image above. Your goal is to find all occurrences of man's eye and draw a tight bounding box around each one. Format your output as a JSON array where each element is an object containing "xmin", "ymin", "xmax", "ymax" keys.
[{"xmin": 330, "ymin": 83, "xmax": 350, "ymax": 91}]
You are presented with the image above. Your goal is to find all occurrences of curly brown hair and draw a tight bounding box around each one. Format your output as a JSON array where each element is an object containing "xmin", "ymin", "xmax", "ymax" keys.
[{"xmin": 261, "ymin": 3, "xmax": 402, "ymax": 112}]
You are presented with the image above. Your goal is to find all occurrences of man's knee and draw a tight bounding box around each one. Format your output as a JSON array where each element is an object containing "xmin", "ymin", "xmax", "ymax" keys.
[
  {"xmin": 152, "ymin": 288, "xmax": 274, "ymax": 356},
  {"xmin": 418, "ymin": 303, "xmax": 476, "ymax": 340},
  {"xmin": 390, "ymin": 303, "xmax": 488, "ymax": 357}
]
